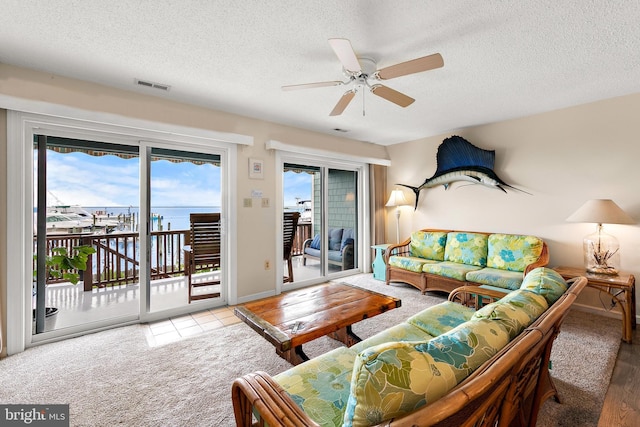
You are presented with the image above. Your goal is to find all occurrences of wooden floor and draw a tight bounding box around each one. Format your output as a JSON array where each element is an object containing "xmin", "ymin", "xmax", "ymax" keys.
[{"xmin": 598, "ymin": 327, "xmax": 640, "ymax": 426}]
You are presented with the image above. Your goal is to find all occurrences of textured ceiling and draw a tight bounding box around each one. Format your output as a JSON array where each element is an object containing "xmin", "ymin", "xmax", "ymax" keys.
[{"xmin": 1, "ymin": 1, "xmax": 639, "ymax": 145}]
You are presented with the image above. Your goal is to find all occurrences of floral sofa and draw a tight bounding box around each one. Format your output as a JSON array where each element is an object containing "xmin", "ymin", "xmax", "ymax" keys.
[
  {"xmin": 232, "ymin": 268, "xmax": 587, "ymax": 427},
  {"xmin": 303, "ymin": 227, "xmax": 355, "ymax": 270},
  {"xmin": 385, "ymin": 229, "xmax": 549, "ymax": 295}
]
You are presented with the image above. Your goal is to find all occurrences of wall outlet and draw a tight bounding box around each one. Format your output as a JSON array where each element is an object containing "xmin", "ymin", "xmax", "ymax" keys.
[
  {"xmin": 261, "ymin": 197, "xmax": 270, "ymax": 208},
  {"xmin": 264, "ymin": 260, "xmax": 271, "ymax": 270}
]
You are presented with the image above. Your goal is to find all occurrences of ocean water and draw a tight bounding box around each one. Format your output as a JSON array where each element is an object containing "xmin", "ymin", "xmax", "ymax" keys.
[{"xmin": 86, "ymin": 206, "xmax": 221, "ymax": 231}]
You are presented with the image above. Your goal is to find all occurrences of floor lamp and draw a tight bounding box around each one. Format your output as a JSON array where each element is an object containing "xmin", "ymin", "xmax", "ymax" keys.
[{"xmin": 386, "ymin": 189, "xmax": 409, "ymax": 243}]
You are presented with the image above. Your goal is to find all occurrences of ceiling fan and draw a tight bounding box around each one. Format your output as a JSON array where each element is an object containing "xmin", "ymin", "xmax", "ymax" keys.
[{"xmin": 282, "ymin": 38, "xmax": 444, "ymax": 116}]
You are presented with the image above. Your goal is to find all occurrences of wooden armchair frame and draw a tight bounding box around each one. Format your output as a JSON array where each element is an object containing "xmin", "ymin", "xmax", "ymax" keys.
[
  {"xmin": 231, "ymin": 277, "xmax": 587, "ymax": 427},
  {"xmin": 283, "ymin": 212, "xmax": 300, "ymax": 283},
  {"xmin": 184, "ymin": 213, "xmax": 221, "ymax": 303}
]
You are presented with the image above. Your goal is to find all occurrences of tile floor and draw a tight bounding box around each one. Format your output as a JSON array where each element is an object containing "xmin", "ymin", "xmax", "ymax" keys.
[{"xmin": 143, "ymin": 306, "xmax": 241, "ymax": 347}]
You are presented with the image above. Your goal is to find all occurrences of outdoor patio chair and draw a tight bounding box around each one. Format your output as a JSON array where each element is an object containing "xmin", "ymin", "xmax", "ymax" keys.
[
  {"xmin": 283, "ymin": 212, "xmax": 300, "ymax": 283},
  {"xmin": 184, "ymin": 213, "xmax": 221, "ymax": 303}
]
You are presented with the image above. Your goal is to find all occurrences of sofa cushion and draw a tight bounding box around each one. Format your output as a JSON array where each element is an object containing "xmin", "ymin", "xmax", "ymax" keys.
[
  {"xmin": 344, "ymin": 341, "xmax": 458, "ymax": 427},
  {"xmin": 388, "ymin": 255, "xmax": 439, "ymax": 273},
  {"xmin": 328, "ymin": 250, "xmax": 345, "ymax": 263},
  {"xmin": 351, "ymin": 323, "xmax": 435, "ymax": 353},
  {"xmin": 465, "ymin": 267, "xmax": 525, "ymax": 290},
  {"xmin": 407, "ymin": 301, "xmax": 475, "ymax": 337},
  {"xmin": 329, "ymin": 228, "xmax": 344, "ymax": 251},
  {"xmin": 422, "ymin": 261, "xmax": 482, "ymax": 281},
  {"xmin": 444, "ymin": 232, "xmax": 488, "ymax": 267},
  {"xmin": 473, "ymin": 289, "xmax": 549, "ymax": 328},
  {"xmin": 471, "ymin": 289, "xmax": 548, "ymax": 339},
  {"xmin": 310, "ymin": 234, "xmax": 321, "ymax": 249},
  {"xmin": 409, "ymin": 231, "xmax": 447, "ymax": 261},
  {"xmin": 341, "ymin": 228, "xmax": 355, "ymax": 250},
  {"xmin": 520, "ymin": 267, "xmax": 568, "ymax": 305},
  {"xmin": 487, "ymin": 234, "xmax": 544, "ymax": 272},
  {"xmin": 305, "ymin": 247, "xmax": 320, "ymax": 258},
  {"xmin": 344, "ymin": 319, "xmax": 510, "ymax": 427},
  {"xmin": 275, "ymin": 346, "xmax": 357, "ymax": 427}
]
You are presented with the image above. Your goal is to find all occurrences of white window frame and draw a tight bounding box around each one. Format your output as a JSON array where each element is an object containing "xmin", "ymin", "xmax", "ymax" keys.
[
  {"xmin": 6, "ymin": 110, "xmax": 244, "ymax": 355},
  {"xmin": 272, "ymin": 142, "xmax": 377, "ymax": 295}
]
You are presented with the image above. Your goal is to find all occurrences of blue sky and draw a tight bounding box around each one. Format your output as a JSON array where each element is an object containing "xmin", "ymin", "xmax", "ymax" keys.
[{"xmin": 43, "ymin": 150, "xmax": 311, "ymax": 208}]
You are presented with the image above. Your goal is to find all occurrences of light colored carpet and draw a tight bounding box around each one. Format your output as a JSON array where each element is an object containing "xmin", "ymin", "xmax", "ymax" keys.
[{"xmin": 0, "ymin": 274, "xmax": 620, "ymax": 426}]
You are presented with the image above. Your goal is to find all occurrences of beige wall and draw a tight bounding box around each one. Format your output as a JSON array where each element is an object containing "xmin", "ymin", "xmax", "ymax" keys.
[{"xmin": 386, "ymin": 93, "xmax": 640, "ymax": 311}]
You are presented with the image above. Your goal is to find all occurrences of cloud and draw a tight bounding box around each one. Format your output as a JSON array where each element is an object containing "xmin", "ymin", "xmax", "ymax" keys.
[
  {"xmin": 284, "ymin": 171, "xmax": 312, "ymax": 207},
  {"xmin": 45, "ymin": 151, "xmax": 221, "ymax": 207},
  {"xmin": 43, "ymin": 150, "xmax": 311, "ymax": 210}
]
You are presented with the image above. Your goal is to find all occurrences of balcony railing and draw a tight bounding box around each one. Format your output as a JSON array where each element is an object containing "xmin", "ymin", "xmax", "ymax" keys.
[{"xmin": 38, "ymin": 223, "xmax": 312, "ymax": 290}]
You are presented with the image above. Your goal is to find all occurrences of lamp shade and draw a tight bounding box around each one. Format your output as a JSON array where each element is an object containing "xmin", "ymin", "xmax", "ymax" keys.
[
  {"xmin": 566, "ymin": 199, "xmax": 635, "ymax": 225},
  {"xmin": 567, "ymin": 199, "xmax": 634, "ymax": 275},
  {"xmin": 386, "ymin": 190, "xmax": 409, "ymax": 208}
]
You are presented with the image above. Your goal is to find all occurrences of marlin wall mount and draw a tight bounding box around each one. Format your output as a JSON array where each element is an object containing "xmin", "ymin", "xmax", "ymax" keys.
[{"xmin": 399, "ymin": 135, "xmax": 530, "ymax": 210}]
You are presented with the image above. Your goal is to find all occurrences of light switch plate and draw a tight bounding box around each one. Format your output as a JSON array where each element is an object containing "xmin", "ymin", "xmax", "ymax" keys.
[{"xmin": 243, "ymin": 198, "xmax": 252, "ymax": 208}]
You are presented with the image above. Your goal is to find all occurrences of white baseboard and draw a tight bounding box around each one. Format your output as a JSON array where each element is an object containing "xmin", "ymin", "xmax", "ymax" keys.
[
  {"xmin": 236, "ymin": 289, "xmax": 276, "ymax": 305},
  {"xmin": 571, "ymin": 301, "xmax": 638, "ymax": 323}
]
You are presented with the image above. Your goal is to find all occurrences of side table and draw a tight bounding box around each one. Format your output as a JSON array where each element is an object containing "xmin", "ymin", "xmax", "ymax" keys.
[
  {"xmin": 554, "ymin": 266, "xmax": 636, "ymax": 343},
  {"xmin": 371, "ymin": 244, "xmax": 392, "ymax": 281}
]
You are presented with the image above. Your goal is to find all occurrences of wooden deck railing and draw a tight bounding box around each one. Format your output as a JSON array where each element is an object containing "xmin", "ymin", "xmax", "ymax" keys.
[
  {"xmin": 292, "ymin": 223, "xmax": 311, "ymax": 256},
  {"xmin": 39, "ymin": 223, "xmax": 311, "ymax": 290}
]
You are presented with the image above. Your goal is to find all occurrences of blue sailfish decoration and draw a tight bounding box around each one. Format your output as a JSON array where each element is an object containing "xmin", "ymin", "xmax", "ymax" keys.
[{"xmin": 399, "ymin": 135, "xmax": 530, "ymax": 209}]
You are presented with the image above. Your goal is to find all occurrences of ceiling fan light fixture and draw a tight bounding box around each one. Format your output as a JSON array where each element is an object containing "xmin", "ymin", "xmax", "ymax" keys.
[
  {"xmin": 346, "ymin": 57, "xmax": 376, "ymax": 78},
  {"xmin": 283, "ymin": 38, "xmax": 442, "ymax": 116}
]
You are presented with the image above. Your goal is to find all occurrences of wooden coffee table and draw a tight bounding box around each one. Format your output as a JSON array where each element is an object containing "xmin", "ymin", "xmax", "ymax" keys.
[{"xmin": 234, "ymin": 282, "xmax": 401, "ymax": 365}]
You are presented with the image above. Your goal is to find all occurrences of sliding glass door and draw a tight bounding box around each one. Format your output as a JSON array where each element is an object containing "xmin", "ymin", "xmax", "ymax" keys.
[
  {"xmin": 33, "ymin": 136, "xmax": 141, "ymax": 333},
  {"xmin": 327, "ymin": 167, "xmax": 358, "ymax": 273},
  {"xmin": 283, "ymin": 160, "xmax": 361, "ymax": 285},
  {"xmin": 148, "ymin": 148, "xmax": 222, "ymax": 312},
  {"xmin": 31, "ymin": 136, "xmax": 226, "ymax": 336}
]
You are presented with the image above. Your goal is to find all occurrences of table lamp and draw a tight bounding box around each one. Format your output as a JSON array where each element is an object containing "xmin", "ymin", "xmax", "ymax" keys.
[
  {"xmin": 386, "ymin": 189, "xmax": 409, "ymax": 243},
  {"xmin": 566, "ymin": 199, "xmax": 635, "ymax": 275}
]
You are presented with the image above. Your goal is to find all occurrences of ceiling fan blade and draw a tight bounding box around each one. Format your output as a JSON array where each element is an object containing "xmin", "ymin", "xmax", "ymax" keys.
[
  {"xmin": 328, "ymin": 38, "xmax": 361, "ymax": 73},
  {"xmin": 329, "ymin": 90, "xmax": 356, "ymax": 116},
  {"xmin": 370, "ymin": 84, "xmax": 415, "ymax": 107},
  {"xmin": 376, "ymin": 53, "xmax": 444, "ymax": 80},
  {"xmin": 282, "ymin": 81, "xmax": 343, "ymax": 91}
]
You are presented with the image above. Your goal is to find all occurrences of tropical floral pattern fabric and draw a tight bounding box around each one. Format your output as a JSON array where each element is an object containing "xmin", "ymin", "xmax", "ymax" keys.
[
  {"xmin": 443, "ymin": 232, "xmax": 488, "ymax": 266},
  {"xmin": 407, "ymin": 301, "xmax": 475, "ymax": 337},
  {"xmin": 274, "ymin": 346, "xmax": 357, "ymax": 427},
  {"xmin": 390, "ymin": 233, "xmax": 545, "ymax": 287},
  {"xmin": 388, "ymin": 256, "xmax": 438, "ymax": 273},
  {"xmin": 409, "ymin": 231, "xmax": 447, "ymax": 260},
  {"xmin": 351, "ymin": 323, "xmax": 434, "ymax": 353},
  {"xmin": 422, "ymin": 261, "xmax": 482, "ymax": 281},
  {"xmin": 519, "ymin": 267, "xmax": 568, "ymax": 304},
  {"xmin": 486, "ymin": 234, "xmax": 544, "ymax": 272},
  {"xmin": 343, "ymin": 319, "xmax": 511, "ymax": 427},
  {"xmin": 471, "ymin": 290, "xmax": 548, "ymax": 338},
  {"xmin": 466, "ymin": 267, "xmax": 525, "ymax": 290},
  {"xmin": 271, "ymin": 268, "xmax": 566, "ymax": 427},
  {"xmin": 478, "ymin": 289, "xmax": 548, "ymax": 325}
]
